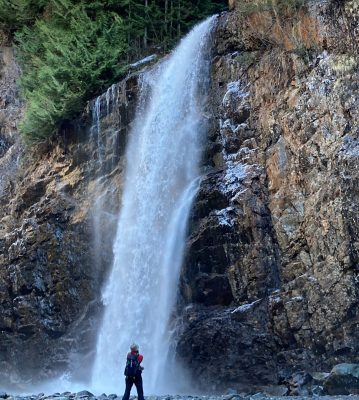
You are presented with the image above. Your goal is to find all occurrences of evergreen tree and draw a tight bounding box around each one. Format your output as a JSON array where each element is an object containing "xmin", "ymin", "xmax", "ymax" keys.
[
  {"xmin": 16, "ymin": 0, "xmax": 127, "ymax": 140},
  {"xmin": 0, "ymin": 0, "xmax": 46, "ymax": 33}
]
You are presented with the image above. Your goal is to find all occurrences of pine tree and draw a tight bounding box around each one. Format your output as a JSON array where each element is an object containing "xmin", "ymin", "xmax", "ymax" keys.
[
  {"xmin": 16, "ymin": 0, "xmax": 128, "ymax": 140},
  {"xmin": 0, "ymin": 0, "xmax": 46, "ymax": 33}
]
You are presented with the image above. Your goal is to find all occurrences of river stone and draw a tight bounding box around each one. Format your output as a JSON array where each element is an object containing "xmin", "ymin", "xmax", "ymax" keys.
[
  {"xmin": 223, "ymin": 395, "xmax": 242, "ymax": 400},
  {"xmin": 249, "ymin": 393, "xmax": 267, "ymax": 400},
  {"xmin": 311, "ymin": 372, "xmax": 330, "ymax": 384},
  {"xmin": 76, "ymin": 392, "xmax": 94, "ymax": 399},
  {"xmin": 50, "ymin": 397, "xmax": 69, "ymax": 400},
  {"xmin": 324, "ymin": 363, "xmax": 359, "ymax": 395},
  {"xmin": 260, "ymin": 385, "xmax": 288, "ymax": 397},
  {"xmin": 311, "ymin": 385, "xmax": 324, "ymax": 396},
  {"xmin": 287, "ymin": 372, "xmax": 313, "ymax": 396}
]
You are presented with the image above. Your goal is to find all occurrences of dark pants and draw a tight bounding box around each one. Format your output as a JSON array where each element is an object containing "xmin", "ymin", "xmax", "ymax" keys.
[{"xmin": 122, "ymin": 376, "xmax": 144, "ymax": 400}]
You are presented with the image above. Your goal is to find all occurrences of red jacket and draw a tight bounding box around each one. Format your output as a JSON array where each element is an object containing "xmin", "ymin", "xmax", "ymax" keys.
[{"xmin": 127, "ymin": 350, "xmax": 143, "ymax": 363}]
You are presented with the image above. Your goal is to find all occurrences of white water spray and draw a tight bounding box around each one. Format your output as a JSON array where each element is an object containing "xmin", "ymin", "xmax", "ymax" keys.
[{"xmin": 91, "ymin": 16, "xmax": 216, "ymax": 395}]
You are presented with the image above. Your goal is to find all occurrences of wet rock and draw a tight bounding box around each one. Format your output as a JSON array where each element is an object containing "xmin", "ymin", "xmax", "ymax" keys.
[
  {"xmin": 311, "ymin": 385, "xmax": 324, "ymax": 396},
  {"xmin": 51, "ymin": 397, "xmax": 70, "ymax": 400},
  {"xmin": 311, "ymin": 372, "xmax": 330, "ymax": 385},
  {"xmin": 75, "ymin": 392, "xmax": 94, "ymax": 398},
  {"xmin": 323, "ymin": 364, "xmax": 359, "ymax": 395},
  {"xmin": 286, "ymin": 372, "xmax": 313, "ymax": 396},
  {"xmin": 249, "ymin": 393, "xmax": 266, "ymax": 400},
  {"xmin": 259, "ymin": 385, "xmax": 288, "ymax": 397}
]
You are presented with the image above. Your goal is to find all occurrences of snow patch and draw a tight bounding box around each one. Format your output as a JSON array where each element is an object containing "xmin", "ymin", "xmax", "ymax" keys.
[
  {"xmin": 220, "ymin": 118, "xmax": 238, "ymax": 133},
  {"xmin": 219, "ymin": 161, "xmax": 248, "ymax": 194},
  {"xmin": 340, "ymin": 135, "xmax": 359, "ymax": 158},
  {"xmin": 222, "ymin": 80, "xmax": 249, "ymax": 108},
  {"xmin": 129, "ymin": 54, "xmax": 158, "ymax": 69},
  {"xmin": 231, "ymin": 299, "xmax": 262, "ymax": 314},
  {"xmin": 214, "ymin": 207, "xmax": 236, "ymax": 227},
  {"xmin": 226, "ymin": 146, "xmax": 257, "ymax": 162},
  {"xmin": 289, "ymin": 296, "xmax": 304, "ymax": 302},
  {"xmin": 269, "ymin": 295, "xmax": 282, "ymax": 305}
]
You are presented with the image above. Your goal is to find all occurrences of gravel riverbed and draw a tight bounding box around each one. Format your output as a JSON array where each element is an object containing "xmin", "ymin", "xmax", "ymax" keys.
[{"xmin": 1, "ymin": 392, "xmax": 359, "ymax": 400}]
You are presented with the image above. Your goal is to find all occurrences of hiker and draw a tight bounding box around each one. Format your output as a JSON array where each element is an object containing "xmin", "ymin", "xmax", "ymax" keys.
[{"xmin": 122, "ymin": 343, "xmax": 145, "ymax": 400}]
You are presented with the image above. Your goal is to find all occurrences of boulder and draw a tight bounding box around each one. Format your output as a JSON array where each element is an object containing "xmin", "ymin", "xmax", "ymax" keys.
[
  {"xmin": 323, "ymin": 363, "xmax": 359, "ymax": 395},
  {"xmin": 286, "ymin": 372, "xmax": 313, "ymax": 396}
]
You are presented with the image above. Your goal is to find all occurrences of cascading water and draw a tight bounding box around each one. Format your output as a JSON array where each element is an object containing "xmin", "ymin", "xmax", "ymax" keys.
[
  {"xmin": 91, "ymin": 16, "xmax": 216, "ymax": 395},
  {"xmin": 89, "ymin": 84, "xmax": 120, "ymax": 274}
]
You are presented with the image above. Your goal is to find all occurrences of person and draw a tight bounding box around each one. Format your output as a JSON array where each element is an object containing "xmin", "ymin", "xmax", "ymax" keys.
[{"xmin": 122, "ymin": 343, "xmax": 144, "ymax": 400}]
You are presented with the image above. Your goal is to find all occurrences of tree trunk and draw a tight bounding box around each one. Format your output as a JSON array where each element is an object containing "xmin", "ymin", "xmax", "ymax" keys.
[
  {"xmin": 144, "ymin": 0, "xmax": 148, "ymax": 48},
  {"xmin": 177, "ymin": 0, "xmax": 181, "ymax": 38},
  {"xmin": 170, "ymin": 0, "xmax": 173, "ymax": 41}
]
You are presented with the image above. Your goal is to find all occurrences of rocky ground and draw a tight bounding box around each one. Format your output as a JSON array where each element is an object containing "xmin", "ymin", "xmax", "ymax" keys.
[{"xmin": 1, "ymin": 393, "xmax": 359, "ymax": 400}]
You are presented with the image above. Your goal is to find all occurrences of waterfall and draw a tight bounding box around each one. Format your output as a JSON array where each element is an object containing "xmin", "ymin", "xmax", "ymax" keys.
[
  {"xmin": 89, "ymin": 83, "xmax": 120, "ymax": 274},
  {"xmin": 91, "ymin": 16, "xmax": 216, "ymax": 395}
]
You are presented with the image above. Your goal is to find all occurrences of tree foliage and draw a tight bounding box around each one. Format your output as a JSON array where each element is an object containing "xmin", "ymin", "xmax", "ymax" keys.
[
  {"xmin": 2, "ymin": 0, "xmax": 227, "ymax": 141},
  {"xmin": 0, "ymin": 0, "xmax": 46, "ymax": 33},
  {"xmin": 16, "ymin": 0, "xmax": 127, "ymax": 141}
]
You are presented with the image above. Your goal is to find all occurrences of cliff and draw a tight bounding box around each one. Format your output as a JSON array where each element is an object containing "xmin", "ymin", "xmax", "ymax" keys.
[
  {"xmin": 177, "ymin": 0, "xmax": 359, "ymax": 393},
  {"xmin": 0, "ymin": 45, "xmax": 139, "ymax": 387},
  {"xmin": 0, "ymin": 0, "xmax": 359, "ymax": 393}
]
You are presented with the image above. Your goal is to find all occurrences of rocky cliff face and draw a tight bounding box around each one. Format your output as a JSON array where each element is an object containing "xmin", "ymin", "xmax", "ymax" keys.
[
  {"xmin": 0, "ymin": 50, "xmax": 139, "ymax": 387},
  {"xmin": 0, "ymin": 0, "xmax": 359, "ymax": 394},
  {"xmin": 177, "ymin": 0, "xmax": 359, "ymax": 393}
]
